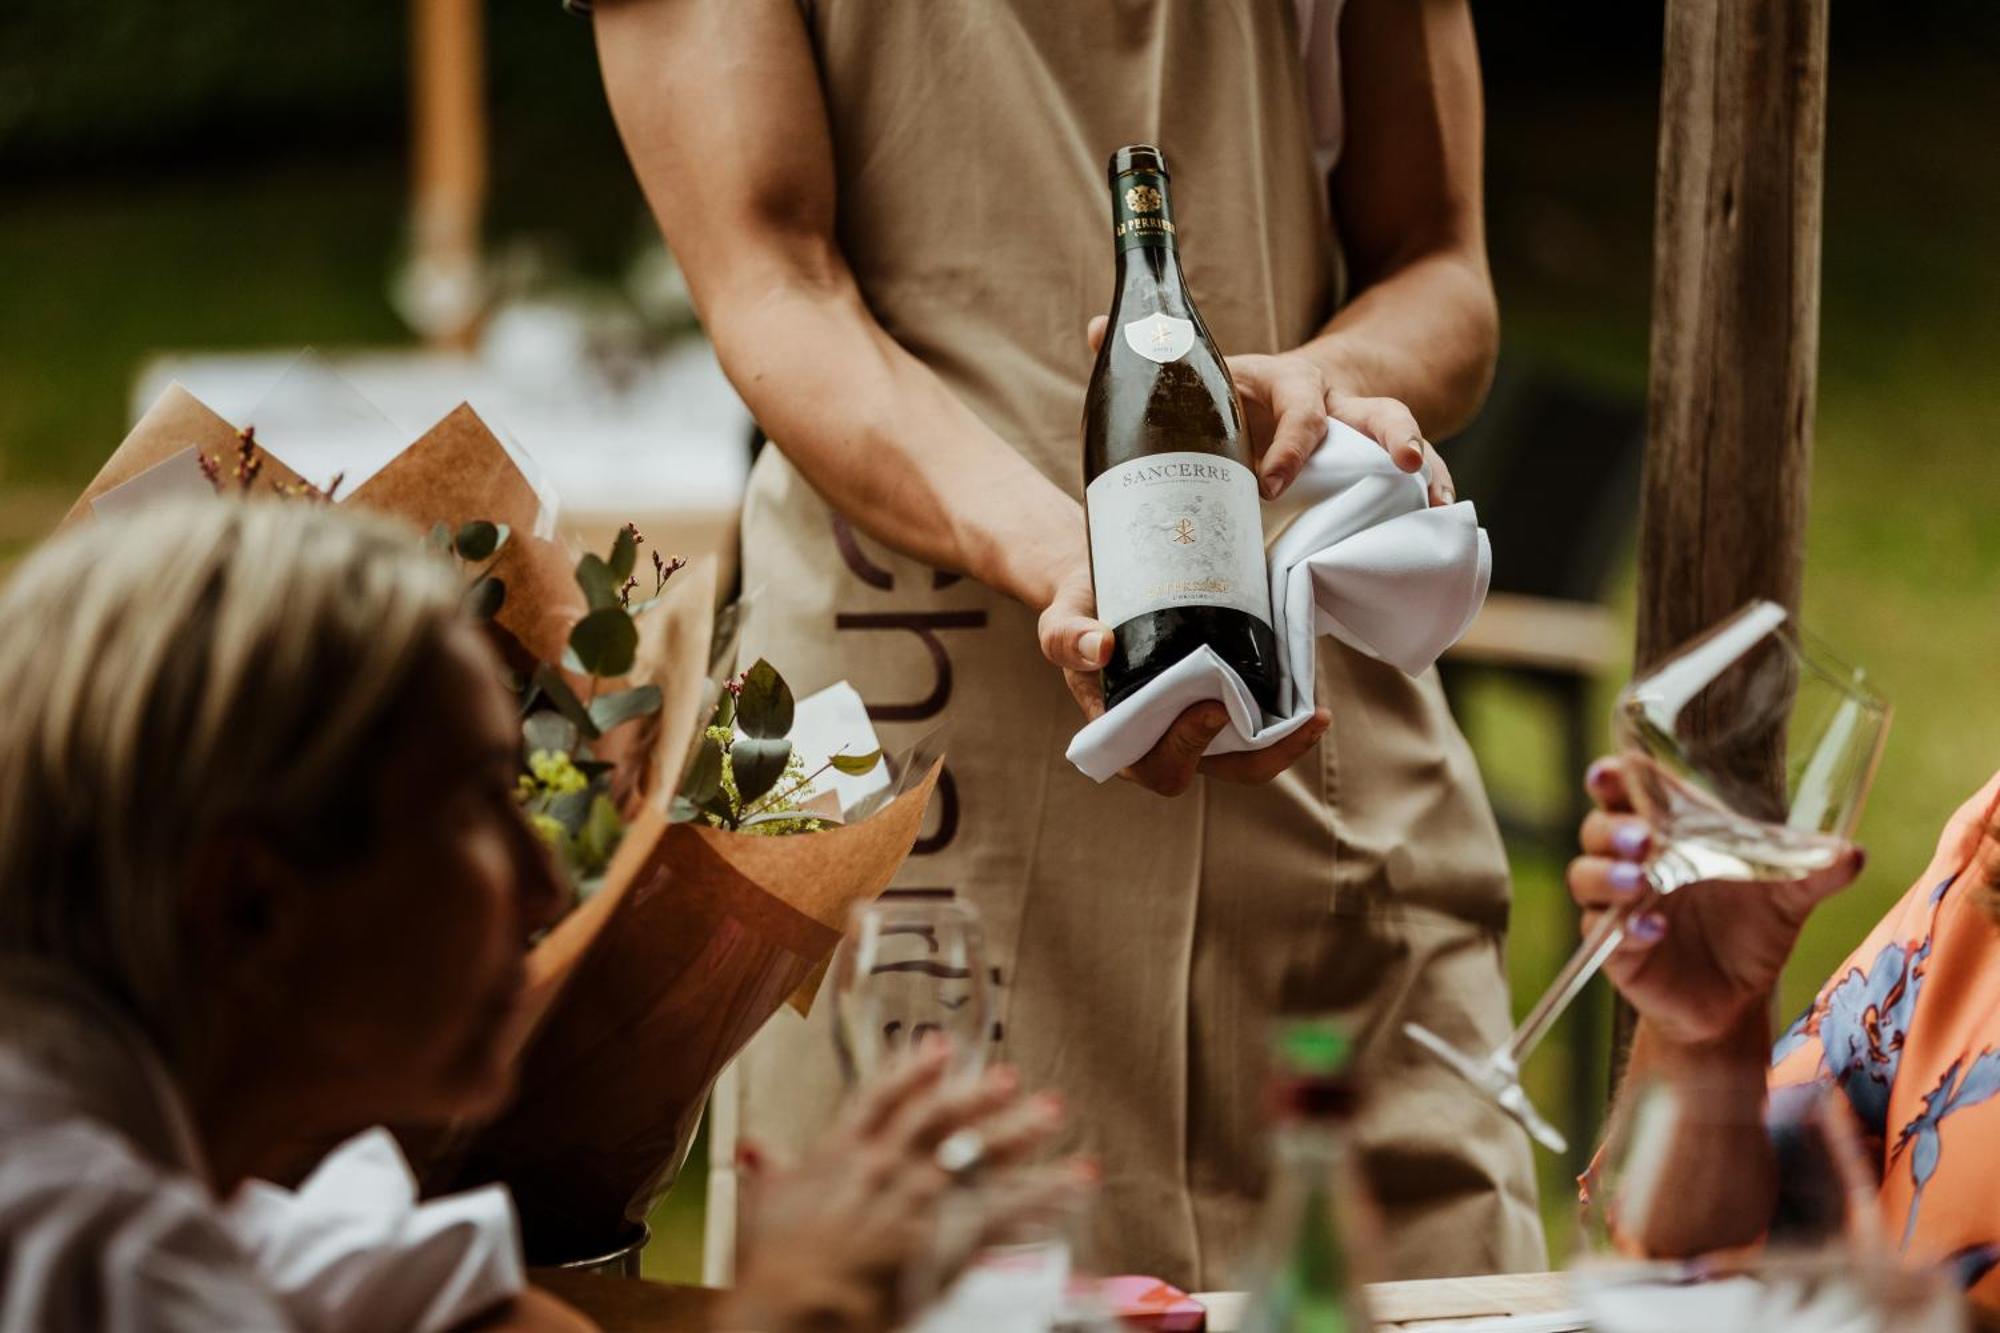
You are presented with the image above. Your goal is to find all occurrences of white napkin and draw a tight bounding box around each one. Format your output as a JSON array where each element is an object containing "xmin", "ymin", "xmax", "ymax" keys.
[
  {"xmin": 1066, "ymin": 418, "xmax": 1491, "ymax": 782},
  {"xmin": 223, "ymin": 1128, "xmax": 524, "ymax": 1333}
]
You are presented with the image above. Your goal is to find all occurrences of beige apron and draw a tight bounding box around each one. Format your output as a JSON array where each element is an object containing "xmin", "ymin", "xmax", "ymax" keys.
[{"xmin": 713, "ymin": 0, "xmax": 1544, "ymax": 1288}]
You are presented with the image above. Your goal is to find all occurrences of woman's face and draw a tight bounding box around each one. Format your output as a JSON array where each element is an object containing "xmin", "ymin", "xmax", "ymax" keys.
[{"xmin": 276, "ymin": 623, "xmax": 568, "ymax": 1127}]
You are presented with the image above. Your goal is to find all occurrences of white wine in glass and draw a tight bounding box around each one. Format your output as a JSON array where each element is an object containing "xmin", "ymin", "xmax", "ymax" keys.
[{"xmin": 1406, "ymin": 600, "xmax": 1891, "ymax": 1154}]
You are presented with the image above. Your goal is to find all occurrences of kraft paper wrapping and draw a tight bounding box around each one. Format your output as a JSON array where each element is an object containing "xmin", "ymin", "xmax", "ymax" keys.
[
  {"xmin": 439, "ymin": 760, "xmax": 944, "ymax": 1261},
  {"xmin": 70, "ymin": 383, "xmax": 947, "ymax": 1261},
  {"xmin": 63, "ymin": 383, "xmax": 310, "ymax": 526}
]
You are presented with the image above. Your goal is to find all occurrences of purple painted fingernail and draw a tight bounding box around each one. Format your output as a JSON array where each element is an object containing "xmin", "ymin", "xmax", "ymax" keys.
[
  {"xmin": 1586, "ymin": 758, "xmax": 1620, "ymax": 791},
  {"xmin": 1629, "ymin": 912, "xmax": 1668, "ymax": 943},
  {"xmin": 1608, "ymin": 861, "xmax": 1647, "ymax": 895},
  {"xmin": 1612, "ymin": 823, "xmax": 1651, "ymax": 859}
]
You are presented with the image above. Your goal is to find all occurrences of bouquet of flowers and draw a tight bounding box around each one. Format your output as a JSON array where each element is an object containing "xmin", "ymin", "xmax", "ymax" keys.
[{"xmin": 68, "ymin": 378, "xmax": 942, "ymax": 1261}]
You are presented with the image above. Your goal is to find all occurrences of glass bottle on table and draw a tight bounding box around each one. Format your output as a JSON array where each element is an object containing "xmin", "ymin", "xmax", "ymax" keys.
[
  {"xmin": 1239, "ymin": 1020, "xmax": 1379, "ymax": 1333},
  {"xmin": 1082, "ymin": 143, "xmax": 1279, "ymax": 714}
]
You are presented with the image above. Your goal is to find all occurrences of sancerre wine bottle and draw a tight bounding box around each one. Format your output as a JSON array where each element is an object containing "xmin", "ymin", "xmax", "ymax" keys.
[{"xmin": 1082, "ymin": 143, "xmax": 1279, "ymax": 715}]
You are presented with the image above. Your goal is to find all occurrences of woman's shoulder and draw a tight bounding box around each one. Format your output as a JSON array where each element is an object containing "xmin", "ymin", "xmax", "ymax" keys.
[{"xmin": 0, "ymin": 1110, "xmax": 294, "ymax": 1331}]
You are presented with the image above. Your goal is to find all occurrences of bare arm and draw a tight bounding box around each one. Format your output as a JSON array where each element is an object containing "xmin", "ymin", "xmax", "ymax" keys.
[
  {"xmin": 592, "ymin": 0, "xmax": 1083, "ymax": 626},
  {"xmin": 1235, "ymin": 0, "xmax": 1499, "ymax": 499},
  {"xmin": 594, "ymin": 0, "xmax": 1326, "ymax": 796}
]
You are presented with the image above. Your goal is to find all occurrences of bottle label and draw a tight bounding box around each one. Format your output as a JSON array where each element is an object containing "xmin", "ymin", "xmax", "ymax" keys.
[
  {"xmin": 1122, "ymin": 312, "xmax": 1196, "ymax": 364},
  {"xmin": 1087, "ymin": 452, "xmax": 1271, "ymax": 629},
  {"xmin": 1112, "ymin": 169, "xmax": 1176, "ymax": 252}
]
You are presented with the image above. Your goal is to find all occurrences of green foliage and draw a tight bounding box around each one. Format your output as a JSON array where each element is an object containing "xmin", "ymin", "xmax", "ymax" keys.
[
  {"xmin": 670, "ymin": 662, "xmax": 882, "ymax": 834},
  {"xmin": 569, "ymin": 606, "xmax": 638, "ymax": 677}
]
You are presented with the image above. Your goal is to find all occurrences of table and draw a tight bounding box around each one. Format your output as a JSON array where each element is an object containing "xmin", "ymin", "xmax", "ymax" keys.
[{"xmin": 532, "ymin": 1270, "xmax": 1578, "ymax": 1332}]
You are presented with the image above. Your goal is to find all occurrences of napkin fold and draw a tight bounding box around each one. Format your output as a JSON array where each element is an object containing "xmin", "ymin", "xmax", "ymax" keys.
[
  {"xmin": 1066, "ymin": 419, "xmax": 1490, "ymax": 783},
  {"xmin": 224, "ymin": 1128, "xmax": 523, "ymax": 1333}
]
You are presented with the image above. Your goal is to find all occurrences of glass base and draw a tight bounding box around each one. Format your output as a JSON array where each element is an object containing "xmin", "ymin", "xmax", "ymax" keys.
[{"xmin": 1403, "ymin": 1021, "xmax": 1569, "ymax": 1155}]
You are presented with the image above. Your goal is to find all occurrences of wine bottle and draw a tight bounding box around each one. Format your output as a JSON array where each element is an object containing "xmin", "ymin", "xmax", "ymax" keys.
[
  {"xmin": 1083, "ymin": 144, "xmax": 1279, "ymax": 714},
  {"xmin": 1239, "ymin": 1021, "xmax": 1379, "ymax": 1333}
]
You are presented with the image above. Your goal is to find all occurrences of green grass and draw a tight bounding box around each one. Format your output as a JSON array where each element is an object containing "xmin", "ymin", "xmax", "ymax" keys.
[{"xmin": 3, "ymin": 53, "xmax": 1996, "ymax": 1278}]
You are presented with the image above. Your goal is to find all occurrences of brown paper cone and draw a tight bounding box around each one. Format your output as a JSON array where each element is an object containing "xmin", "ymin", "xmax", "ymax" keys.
[
  {"xmin": 63, "ymin": 384, "xmax": 310, "ymax": 527},
  {"xmin": 437, "ymin": 759, "xmax": 944, "ymax": 1261}
]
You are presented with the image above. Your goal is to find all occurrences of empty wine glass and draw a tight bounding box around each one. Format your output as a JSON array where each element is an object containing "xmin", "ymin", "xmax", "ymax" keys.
[
  {"xmin": 1406, "ymin": 600, "xmax": 1891, "ymax": 1153},
  {"xmin": 831, "ymin": 897, "xmax": 993, "ymax": 1088}
]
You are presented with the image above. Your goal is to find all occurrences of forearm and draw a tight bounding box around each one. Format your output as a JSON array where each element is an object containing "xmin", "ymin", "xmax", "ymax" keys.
[
  {"xmin": 702, "ymin": 268, "xmax": 1082, "ymax": 609},
  {"xmin": 1609, "ymin": 1011, "xmax": 1778, "ymax": 1257},
  {"xmin": 1294, "ymin": 247, "xmax": 1498, "ymax": 437}
]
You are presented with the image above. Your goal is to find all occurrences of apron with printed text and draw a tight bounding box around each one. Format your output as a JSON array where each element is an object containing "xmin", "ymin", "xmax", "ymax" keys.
[{"xmin": 712, "ymin": 0, "xmax": 1545, "ymax": 1288}]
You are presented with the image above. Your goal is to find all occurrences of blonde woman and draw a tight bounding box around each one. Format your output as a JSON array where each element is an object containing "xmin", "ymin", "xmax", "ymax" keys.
[{"xmin": 0, "ymin": 499, "xmax": 1077, "ymax": 1333}]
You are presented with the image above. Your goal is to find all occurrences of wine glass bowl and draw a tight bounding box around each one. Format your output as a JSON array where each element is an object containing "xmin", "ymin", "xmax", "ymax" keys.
[
  {"xmin": 831, "ymin": 898, "xmax": 993, "ymax": 1088},
  {"xmin": 1405, "ymin": 601, "xmax": 1891, "ymax": 1155}
]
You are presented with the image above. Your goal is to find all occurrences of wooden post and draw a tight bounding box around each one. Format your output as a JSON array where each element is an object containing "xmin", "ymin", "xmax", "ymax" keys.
[
  {"xmin": 1611, "ymin": 0, "xmax": 1830, "ymax": 1088},
  {"xmin": 409, "ymin": 0, "xmax": 488, "ymax": 347}
]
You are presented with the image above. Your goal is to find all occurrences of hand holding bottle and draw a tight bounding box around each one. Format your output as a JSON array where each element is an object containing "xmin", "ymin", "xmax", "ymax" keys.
[{"xmin": 1082, "ymin": 319, "xmax": 1453, "ymax": 507}]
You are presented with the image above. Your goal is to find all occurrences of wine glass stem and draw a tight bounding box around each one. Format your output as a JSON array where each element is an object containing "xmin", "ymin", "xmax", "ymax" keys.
[{"xmin": 1501, "ymin": 884, "xmax": 1663, "ymax": 1070}]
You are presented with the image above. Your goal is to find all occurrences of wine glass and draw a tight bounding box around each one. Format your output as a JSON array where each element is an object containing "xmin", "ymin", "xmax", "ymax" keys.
[
  {"xmin": 1405, "ymin": 600, "xmax": 1891, "ymax": 1154},
  {"xmin": 1571, "ymin": 1075, "xmax": 1964, "ymax": 1333},
  {"xmin": 831, "ymin": 897, "xmax": 993, "ymax": 1088}
]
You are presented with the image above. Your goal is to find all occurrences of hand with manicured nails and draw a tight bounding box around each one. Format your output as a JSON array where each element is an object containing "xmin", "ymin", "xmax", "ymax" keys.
[
  {"xmin": 1568, "ymin": 757, "xmax": 1867, "ymax": 1048},
  {"xmin": 718, "ymin": 1037, "xmax": 1092, "ymax": 1333}
]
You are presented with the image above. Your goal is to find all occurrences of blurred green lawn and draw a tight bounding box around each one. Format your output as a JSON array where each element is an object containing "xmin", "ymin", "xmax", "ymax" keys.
[{"xmin": 2, "ymin": 55, "xmax": 1995, "ymax": 1277}]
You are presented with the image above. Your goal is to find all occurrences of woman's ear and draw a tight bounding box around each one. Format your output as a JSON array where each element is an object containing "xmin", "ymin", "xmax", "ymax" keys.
[{"xmin": 179, "ymin": 826, "xmax": 311, "ymax": 994}]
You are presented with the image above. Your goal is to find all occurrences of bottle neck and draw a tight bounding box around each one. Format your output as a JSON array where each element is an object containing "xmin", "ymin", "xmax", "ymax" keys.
[{"xmin": 1109, "ymin": 169, "xmax": 1187, "ymax": 307}]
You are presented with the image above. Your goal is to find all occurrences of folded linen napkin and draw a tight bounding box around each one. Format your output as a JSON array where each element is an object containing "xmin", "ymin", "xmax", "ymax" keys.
[
  {"xmin": 224, "ymin": 1128, "xmax": 523, "ymax": 1333},
  {"xmin": 1066, "ymin": 418, "xmax": 1491, "ymax": 783}
]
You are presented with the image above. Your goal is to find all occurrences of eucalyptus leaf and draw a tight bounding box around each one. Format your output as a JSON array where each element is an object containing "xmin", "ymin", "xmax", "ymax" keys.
[
  {"xmin": 828, "ymin": 748, "xmax": 883, "ymax": 776},
  {"xmin": 711, "ymin": 690, "xmax": 736, "ymax": 731},
  {"xmin": 682, "ymin": 734, "xmax": 725, "ymax": 805},
  {"xmin": 731, "ymin": 735, "xmax": 792, "ymax": 806},
  {"xmin": 574, "ymin": 554, "xmax": 620, "ymax": 612},
  {"xmin": 668, "ymin": 795, "xmax": 704, "ymax": 825},
  {"xmin": 699, "ymin": 790, "xmax": 738, "ymax": 826},
  {"xmin": 590, "ymin": 684, "xmax": 662, "ymax": 733},
  {"xmin": 608, "ymin": 525, "xmax": 638, "ymax": 582},
  {"xmin": 736, "ymin": 658, "xmax": 794, "ymax": 739},
  {"xmin": 562, "ymin": 645, "xmax": 587, "ymax": 675},
  {"xmin": 570, "ymin": 607, "xmax": 639, "ymax": 677},
  {"xmin": 465, "ymin": 575, "xmax": 506, "ymax": 621},
  {"xmin": 522, "ymin": 711, "xmax": 581, "ymax": 758},
  {"xmin": 532, "ymin": 664, "xmax": 601, "ymax": 740},
  {"xmin": 454, "ymin": 520, "xmax": 501, "ymax": 562}
]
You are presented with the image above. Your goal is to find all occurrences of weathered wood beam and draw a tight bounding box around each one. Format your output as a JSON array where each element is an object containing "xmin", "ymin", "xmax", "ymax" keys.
[{"xmin": 1612, "ymin": 0, "xmax": 1830, "ymax": 1088}]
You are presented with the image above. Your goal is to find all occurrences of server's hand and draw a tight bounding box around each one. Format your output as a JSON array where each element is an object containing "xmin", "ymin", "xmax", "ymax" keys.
[
  {"xmin": 1043, "ymin": 573, "xmax": 1329, "ymax": 797},
  {"xmin": 1084, "ymin": 318, "xmax": 1454, "ymax": 507}
]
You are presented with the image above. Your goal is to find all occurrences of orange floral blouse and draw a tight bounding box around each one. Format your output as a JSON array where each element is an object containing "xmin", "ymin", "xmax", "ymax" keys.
[{"xmin": 1770, "ymin": 769, "xmax": 2000, "ymax": 1304}]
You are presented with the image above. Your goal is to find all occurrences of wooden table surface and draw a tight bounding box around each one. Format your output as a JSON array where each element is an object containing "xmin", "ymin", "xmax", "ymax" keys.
[{"xmin": 532, "ymin": 1270, "xmax": 1577, "ymax": 1332}]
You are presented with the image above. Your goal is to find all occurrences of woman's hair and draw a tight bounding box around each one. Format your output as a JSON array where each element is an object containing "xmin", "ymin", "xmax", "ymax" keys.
[{"xmin": 0, "ymin": 499, "xmax": 466, "ymax": 1053}]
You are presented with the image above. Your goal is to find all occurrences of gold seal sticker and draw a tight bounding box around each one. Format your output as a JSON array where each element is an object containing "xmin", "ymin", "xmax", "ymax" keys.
[{"xmin": 1124, "ymin": 184, "xmax": 1163, "ymax": 214}]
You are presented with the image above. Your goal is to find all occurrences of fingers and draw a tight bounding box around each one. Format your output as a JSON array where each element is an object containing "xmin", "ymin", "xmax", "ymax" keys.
[
  {"xmin": 880, "ymin": 1064, "xmax": 1023, "ymax": 1160},
  {"xmin": 1252, "ymin": 361, "xmax": 1335, "ymax": 500},
  {"xmin": 1567, "ymin": 854, "xmax": 1653, "ymax": 911},
  {"xmin": 1584, "ymin": 756, "xmax": 1636, "ymax": 813},
  {"xmin": 842, "ymin": 1037, "xmax": 952, "ymax": 1141},
  {"xmin": 1425, "ymin": 447, "xmax": 1457, "ymax": 508},
  {"xmin": 1328, "ymin": 393, "xmax": 1426, "ymax": 473},
  {"xmin": 1085, "ymin": 315, "xmax": 1108, "ymax": 355},
  {"xmin": 1200, "ymin": 708, "xmax": 1330, "ymax": 784},
  {"xmin": 1579, "ymin": 808, "xmax": 1653, "ymax": 860},
  {"xmin": 966, "ymin": 1160, "xmax": 1099, "ymax": 1252},
  {"xmin": 1037, "ymin": 577, "xmax": 1112, "ymax": 674},
  {"xmin": 1120, "ymin": 703, "xmax": 1229, "ymax": 797},
  {"xmin": 1578, "ymin": 906, "xmax": 1668, "ymax": 957},
  {"xmin": 1062, "ymin": 668, "xmax": 1107, "ymax": 723}
]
